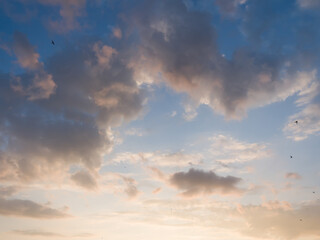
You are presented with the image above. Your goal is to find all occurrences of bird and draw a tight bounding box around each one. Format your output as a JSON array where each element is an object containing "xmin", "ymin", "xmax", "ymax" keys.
[
  {"xmin": 313, "ymin": 191, "xmax": 316, "ymax": 194},
  {"xmin": 51, "ymin": 40, "xmax": 55, "ymax": 45},
  {"xmin": 290, "ymin": 155, "xmax": 293, "ymax": 159},
  {"xmin": 295, "ymin": 120, "xmax": 298, "ymax": 124}
]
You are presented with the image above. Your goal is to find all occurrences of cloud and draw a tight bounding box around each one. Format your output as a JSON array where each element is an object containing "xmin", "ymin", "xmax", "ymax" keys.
[
  {"xmin": 0, "ymin": 198, "xmax": 69, "ymax": 218},
  {"xmin": 113, "ymin": 27, "xmax": 122, "ymax": 39},
  {"xmin": 297, "ymin": 0, "xmax": 320, "ymax": 9},
  {"xmin": 182, "ymin": 103, "xmax": 198, "ymax": 121},
  {"xmin": 38, "ymin": 0, "xmax": 86, "ymax": 33},
  {"xmin": 111, "ymin": 151, "xmax": 203, "ymax": 167},
  {"xmin": 101, "ymin": 173, "xmax": 140, "ymax": 199},
  {"xmin": 13, "ymin": 229, "xmax": 64, "ymax": 238},
  {"xmin": 284, "ymin": 103, "xmax": 320, "ymax": 141},
  {"xmin": 0, "ymin": 185, "xmax": 20, "ymax": 197},
  {"xmin": 13, "ymin": 229, "xmax": 95, "ymax": 238},
  {"xmin": 210, "ymin": 134, "xmax": 270, "ymax": 164},
  {"xmin": 170, "ymin": 110, "xmax": 177, "ymax": 117},
  {"xmin": 12, "ymin": 32, "xmax": 41, "ymax": 70},
  {"xmin": 283, "ymin": 71, "xmax": 320, "ymax": 141},
  {"xmin": 285, "ymin": 172, "xmax": 302, "ymax": 180},
  {"xmin": 152, "ymin": 187, "xmax": 162, "ymax": 194},
  {"xmin": 237, "ymin": 202, "xmax": 320, "ymax": 239},
  {"xmin": 214, "ymin": 0, "xmax": 247, "ymax": 15},
  {"xmin": 121, "ymin": 175, "xmax": 140, "ymax": 199},
  {"xmin": 0, "ymin": 34, "xmax": 145, "ymax": 184},
  {"xmin": 128, "ymin": 0, "xmax": 317, "ymax": 119},
  {"xmin": 125, "ymin": 128, "xmax": 146, "ymax": 137},
  {"xmin": 169, "ymin": 168, "xmax": 242, "ymax": 197},
  {"xmin": 12, "ymin": 31, "xmax": 56, "ymax": 100},
  {"xmin": 71, "ymin": 170, "xmax": 98, "ymax": 191}
]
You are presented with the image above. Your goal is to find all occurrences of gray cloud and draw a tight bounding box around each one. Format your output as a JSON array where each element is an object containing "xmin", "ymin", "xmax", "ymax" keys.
[
  {"xmin": 285, "ymin": 172, "xmax": 302, "ymax": 180},
  {"xmin": 37, "ymin": 0, "xmax": 87, "ymax": 33},
  {"xmin": 12, "ymin": 31, "xmax": 56, "ymax": 100},
  {"xmin": 0, "ymin": 198, "xmax": 69, "ymax": 218},
  {"xmin": 0, "ymin": 33, "xmax": 145, "ymax": 184},
  {"xmin": 0, "ymin": 185, "xmax": 20, "ymax": 197},
  {"xmin": 297, "ymin": 0, "xmax": 320, "ymax": 9},
  {"xmin": 169, "ymin": 168, "xmax": 242, "ymax": 197},
  {"xmin": 71, "ymin": 170, "xmax": 98, "ymax": 191},
  {"xmin": 121, "ymin": 175, "xmax": 140, "ymax": 199},
  {"xmin": 129, "ymin": 0, "xmax": 318, "ymax": 119}
]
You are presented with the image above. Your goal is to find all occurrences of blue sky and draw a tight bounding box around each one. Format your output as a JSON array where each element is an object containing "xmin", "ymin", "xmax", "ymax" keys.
[{"xmin": 1, "ymin": 0, "xmax": 320, "ymax": 239}]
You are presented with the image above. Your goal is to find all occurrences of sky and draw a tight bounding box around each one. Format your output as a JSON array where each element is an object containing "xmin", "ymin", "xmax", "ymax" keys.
[{"xmin": 0, "ymin": 0, "xmax": 320, "ymax": 239}]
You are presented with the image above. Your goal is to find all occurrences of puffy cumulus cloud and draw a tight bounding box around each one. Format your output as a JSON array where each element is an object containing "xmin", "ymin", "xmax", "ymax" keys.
[
  {"xmin": 169, "ymin": 168, "xmax": 242, "ymax": 197},
  {"xmin": 0, "ymin": 34, "xmax": 144, "ymax": 185},
  {"xmin": 237, "ymin": 202, "xmax": 320, "ymax": 239},
  {"xmin": 285, "ymin": 172, "xmax": 302, "ymax": 180},
  {"xmin": 37, "ymin": 0, "xmax": 86, "ymax": 33},
  {"xmin": 12, "ymin": 31, "xmax": 56, "ymax": 100},
  {"xmin": 0, "ymin": 198, "xmax": 70, "ymax": 218},
  {"xmin": 210, "ymin": 134, "xmax": 270, "ymax": 164},
  {"xmin": 111, "ymin": 151, "xmax": 203, "ymax": 167},
  {"xmin": 283, "ymin": 71, "xmax": 320, "ymax": 141},
  {"xmin": 129, "ymin": 0, "xmax": 316, "ymax": 119},
  {"xmin": 71, "ymin": 170, "xmax": 98, "ymax": 191}
]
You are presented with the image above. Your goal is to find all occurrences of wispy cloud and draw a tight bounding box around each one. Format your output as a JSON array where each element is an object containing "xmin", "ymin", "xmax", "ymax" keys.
[
  {"xmin": 111, "ymin": 151, "xmax": 203, "ymax": 167},
  {"xmin": 210, "ymin": 134, "xmax": 270, "ymax": 164}
]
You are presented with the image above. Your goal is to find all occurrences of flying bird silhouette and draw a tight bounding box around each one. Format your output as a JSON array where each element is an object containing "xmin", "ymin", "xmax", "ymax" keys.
[
  {"xmin": 51, "ymin": 40, "xmax": 55, "ymax": 45},
  {"xmin": 290, "ymin": 155, "xmax": 293, "ymax": 159},
  {"xmin": 295, "ymin": 120, "xmax": 298, "ymax": 124}
]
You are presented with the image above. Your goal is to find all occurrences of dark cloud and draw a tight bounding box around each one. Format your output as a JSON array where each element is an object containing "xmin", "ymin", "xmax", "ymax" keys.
[
  {"xmin": 12, "ymin": 31, "xmax": 56, "ymax": 100},
  {"xmin": 71, "ymin": 170, "xmax": 98, "ymax": 191},
  {"xmin": 0, "ymin": 198, "xmax": 70, "ymax": 218},
  {"xmin": 0, "ymin": 33, "xmax": 145, "ymax": 184},
  {"xmin": 169, "ymin": 168, "xmax": 242, "ymax": 197},
  {"xmin": 37, "ymin": 0, "xmax": 86, "ymax": 33},
  {"xmin": 129, "ymin": 0, "xmax": 318, "ymax": 119}
]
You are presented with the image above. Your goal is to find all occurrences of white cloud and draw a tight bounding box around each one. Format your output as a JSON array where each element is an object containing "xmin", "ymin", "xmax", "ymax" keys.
[
  {"xmin": 210, "ymin": 135, "xmax": 270, "ymax": 164},
  {"xmin": 283, "ymin": 70, "xmax": 320, "ymax": 141},
  {"xmin": 111, "ymin": 151, "xmax": 203, "ymax": 167}
]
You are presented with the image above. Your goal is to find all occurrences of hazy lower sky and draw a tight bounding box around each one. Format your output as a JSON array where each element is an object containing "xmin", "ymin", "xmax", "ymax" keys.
[{"xmin": 0, "ymin": 0, "xmax": 320, "ymax": 239}]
